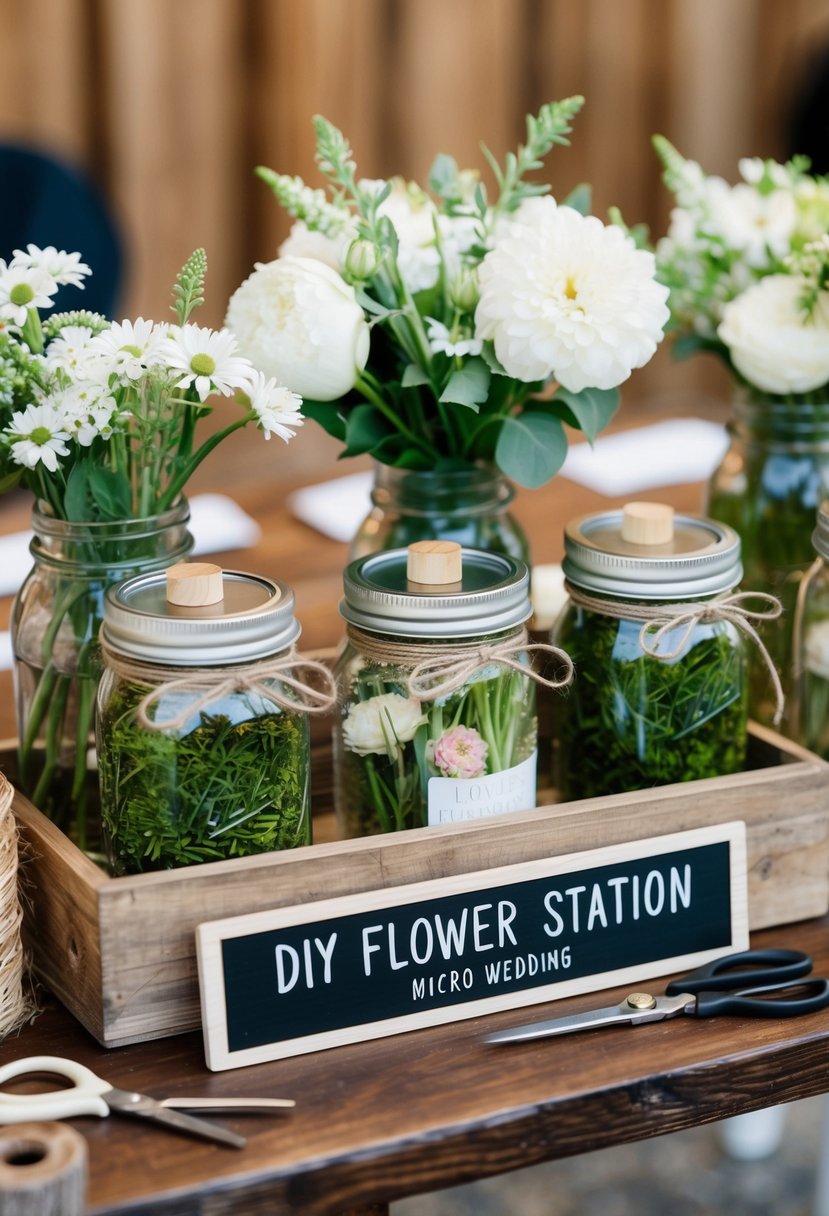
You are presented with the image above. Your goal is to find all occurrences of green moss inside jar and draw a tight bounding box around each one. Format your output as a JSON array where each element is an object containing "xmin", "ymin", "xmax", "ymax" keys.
[
  {"xmin": 554, "ymin": 502, "xmax": 751, "ymax": 800},
  {"xmin": 96, "ymin": 562, "xmax": 324, "ymax": 873}
]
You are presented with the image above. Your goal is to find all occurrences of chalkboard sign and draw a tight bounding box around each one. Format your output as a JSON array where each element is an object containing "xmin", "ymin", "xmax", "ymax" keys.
[{"xmin": 197, "ymin": 822, "xmax": 748, "ymax": 1070}]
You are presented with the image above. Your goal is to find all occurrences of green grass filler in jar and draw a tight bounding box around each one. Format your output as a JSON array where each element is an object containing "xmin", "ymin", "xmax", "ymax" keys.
[
  {"xmin": 96, "ymin": 561, "xmax": 335, "ymax": 873},
  {"xmin": 794, "ymin": 502, "xmax": 829, "ymax": 758},
  {"xmin": 554, "ymin": 502, "xmax": 783, "ymax": 800},
  {"xmin": 334, "ymin": 540, "xmax": 573, "ymax": 836}
]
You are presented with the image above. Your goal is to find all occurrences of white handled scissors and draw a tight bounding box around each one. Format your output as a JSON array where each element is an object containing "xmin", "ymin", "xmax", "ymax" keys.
[{"xmin": 0, "ymin": 1056, "xmax": 294, "ymax": 1149}]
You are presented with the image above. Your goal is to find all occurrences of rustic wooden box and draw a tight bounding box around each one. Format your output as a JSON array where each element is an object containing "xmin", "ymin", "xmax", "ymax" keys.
[{"xmin": 13, "ymin": 722, "xmax": 829, "ymax": 1048}]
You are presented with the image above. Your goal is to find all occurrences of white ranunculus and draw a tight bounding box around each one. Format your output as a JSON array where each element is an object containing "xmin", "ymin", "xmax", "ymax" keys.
[
  {"xmin": 341, "ymin": 694, "xmax": 426, "ymax": 758},
  {"xmin": 718, "ymin": 274, "xmax": 829, "ymax": 395},
  {"xmin": 225, "ymin": 256, "xmax": 370, "ymax": 401},
  {"xmin": 474, "ymin": 198, "xmax": 669, "ymax": 392}
]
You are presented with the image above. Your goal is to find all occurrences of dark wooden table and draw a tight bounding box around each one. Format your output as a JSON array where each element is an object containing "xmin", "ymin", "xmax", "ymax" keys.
[{"xmin": 3, "ymin": 415, "xmax": 829, "ymax": 1214}]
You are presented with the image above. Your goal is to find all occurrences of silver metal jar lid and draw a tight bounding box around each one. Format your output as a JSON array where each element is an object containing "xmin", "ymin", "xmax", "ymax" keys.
[
  {"xmin": 813, "ymin": 503, "xmax": 829, "ymax": 561},
  {"xmin": 340, "ymin": 547, "xmax": 531, "ymax": 638},
  {"xmin": 563, "ymin": 510, "xmax": 742, "ymax": 601},
  {"xmin": 102, "ymin": 569, "xmax": 300, "ymax": 665}
]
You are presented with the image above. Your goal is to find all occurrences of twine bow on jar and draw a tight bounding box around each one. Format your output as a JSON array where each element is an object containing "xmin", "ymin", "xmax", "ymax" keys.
[
  {"xmin": 406, "ymin": 631, "xmax": 575, "ymax": 702},
  {"xmin": 564, "ymin": 583, "xmax": 785, "ymax": 725},
  {"xmin": 100, "ymin": 642, "xmax": 338, "ymax": 733}
]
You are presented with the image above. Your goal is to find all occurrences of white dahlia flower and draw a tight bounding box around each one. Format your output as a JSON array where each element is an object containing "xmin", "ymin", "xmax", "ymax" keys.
[
  {"xmin": 225, "ymin": 256, "xmax": 370, "ymax": 401},
  {"xmin": 475, "ymin": 199, "xmax": 669, "ymax": 392},
  {"xmin": 718, "ymin": 274, "xmax": 829, "ymax": 395}
]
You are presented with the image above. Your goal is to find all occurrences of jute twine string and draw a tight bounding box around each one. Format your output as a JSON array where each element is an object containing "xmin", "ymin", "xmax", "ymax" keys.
[
  {"xmin": 100, "ymin": 640, "xmax": 337, "ymax": 734},
  {"xmin": 346, "ymin": 625, "xmax": 575, "ymax": 702},
  {"xmin": 564, "ymin": 581, "xmax": 785, "ymax": 725},
  {"xmin": 0, "ymin": 773, "xmax": 32, "ymax": 1041}
]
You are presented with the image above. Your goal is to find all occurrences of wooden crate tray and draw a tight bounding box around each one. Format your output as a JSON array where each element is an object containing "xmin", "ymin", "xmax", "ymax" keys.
[{"xmin": 13, "ymin": 723, "xmax": 829, "ymax": 1048}]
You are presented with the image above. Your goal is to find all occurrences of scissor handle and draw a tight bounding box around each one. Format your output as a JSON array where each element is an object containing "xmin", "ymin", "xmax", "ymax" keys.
[
  {"xmin": 691, "ymin": 977, "xmax": 829, "ymax": 1019},
  {"xmin": 665, "ymin": 949, "xmax": 812, "ymax": 996},
  {"xmin": 0, "ymin": 1056, "xmax": 110, "ymax": 1124}
]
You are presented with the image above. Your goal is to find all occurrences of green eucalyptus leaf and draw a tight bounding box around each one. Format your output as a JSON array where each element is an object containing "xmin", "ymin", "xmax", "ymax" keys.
[
  {"xmin": 89, "ymin": 466, "xmax": 132, "ymax": 520},
  {"xmin": 401, "ymin": 363, "xmax": 431, "ymax": 388},
  {"xmin": 341, "ymin": 403, "xmax": 393, "ymax": 458},
  {"xmin": 439, "ymin": 357, "xmax": 490, "ymax": 410},
  {"xmin": 495, "ymin": 412, "xmax": 568, "ymax": 488},
  {"xmin": 429, "ymin": 153, "xmax": 459, "ymax": 199},
  {"xmin": 672, "ymin": 333, "xmax": 729, "ymax": 363},
  {"xmin": 480, "ymin": 343, "xmax": 510, "ymax": 376},
  {"xmin": 301, "ymin": 399, "xmax": 347, "ymax": 441},
  {"xmin": 562, "ymin": 182, "xmax": 592, "ymax": 215},
  {"xmin": 554, "ymin": 386, "xmax": 619, "ymax": 443},
  {"xmin": 64, "ymin": 460, "xmax": 91, "ymax": 521}
]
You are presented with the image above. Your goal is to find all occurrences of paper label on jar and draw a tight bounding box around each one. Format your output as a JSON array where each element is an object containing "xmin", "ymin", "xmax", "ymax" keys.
[{"xmin": 427, "ymin": 751, "xmax": 538, "ymax": 826}]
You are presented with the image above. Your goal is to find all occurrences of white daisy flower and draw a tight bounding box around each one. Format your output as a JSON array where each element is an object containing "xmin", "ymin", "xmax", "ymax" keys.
[
  {"xmin": 246, "ymin": 370, "xmax": 304, "ymax": 442},
  {"xmin": 5, "ymin": 402, "xmax": 71, "ymax": 471},
  {"xmin": 475, "ymin": 198, "xmax": 670, "ymax": 392},
  {"xmin": 159, "ymin": 324, "xmax": 253, "ymax": 401},
  {"xmin": 44, "ymin": 326, "xmax": 99, "ymax": 378},
  {"xmin": 88, "ymin": 318, "xmax": 165, "ymax": 382},
  {"xmin": 10, "ymin": 245, "xmax": 92, "ymax": 288},
  {"xmin": 0, "ymin": 265, "xmax": 60, "ymax": 326},
  {"xmin": 425, "ymin": 318, "xmax": 483, "ymax": 358}
]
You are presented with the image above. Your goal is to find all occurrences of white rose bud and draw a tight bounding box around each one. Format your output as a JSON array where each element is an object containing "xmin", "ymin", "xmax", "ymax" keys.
[
  {"xmin": 449, "ymin": 267, "xmax": 479, "ymax": 313},
  {"xmin": 225, "ymin": 256, "xmax": 370, "ymax": 401},
  {"xmin": 345, "ymin": 238, "xmax": 382, "ymax": 281},
  {"xmin": 341, "ymin": 693, "xmax": 426, "ymax": 759},
  {"xmin": 718, "ymin": 274, "xmax": 829, "ymax": 395}
]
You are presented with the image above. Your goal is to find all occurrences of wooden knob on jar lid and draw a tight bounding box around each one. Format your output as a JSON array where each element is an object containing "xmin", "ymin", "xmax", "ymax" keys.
[
  {"xmin": 166, "ymin": 562, "xmax": 225, "ymax": 607},
  {"xmin": 620, "ymin": 502, "xmax": 674, "ymax": 546},
  {"xmin": 406, "ymin": 541, "xmax": 462, "ymax": 586}
]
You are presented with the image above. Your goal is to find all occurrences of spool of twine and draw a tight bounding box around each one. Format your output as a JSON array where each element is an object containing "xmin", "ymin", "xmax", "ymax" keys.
[
  {"xmin": 0, "ymin": 1122, "xmax": 87, "ymax": 1216},
  {"xmin": 0, "ymin": 774, "xmax": 32, "ymax": 1043}
]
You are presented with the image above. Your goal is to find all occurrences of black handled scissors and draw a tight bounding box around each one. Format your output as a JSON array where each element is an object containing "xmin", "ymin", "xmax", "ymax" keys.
[{"xmin": 484, "ymin": 948, "xmax": 829, "ymax": 1045}]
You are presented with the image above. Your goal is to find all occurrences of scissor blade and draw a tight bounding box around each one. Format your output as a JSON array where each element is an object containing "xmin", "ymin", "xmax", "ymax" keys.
[
  {"xmin": 484, "ymin": 1000, "xmax": 634, "ymax": 1044},
  {"xmin": 162, "ymin": 1097, "xmax": 295, "ymax": 1113},
  {"xmin": 105, "ymin": 1087, "xmax": 246, "ymax": 1149}
]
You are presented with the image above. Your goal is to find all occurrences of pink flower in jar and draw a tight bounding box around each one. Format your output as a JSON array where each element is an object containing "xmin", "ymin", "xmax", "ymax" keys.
[{"xmin": 432, "ymin": 726, "xmax": 489, "ymax": 779}]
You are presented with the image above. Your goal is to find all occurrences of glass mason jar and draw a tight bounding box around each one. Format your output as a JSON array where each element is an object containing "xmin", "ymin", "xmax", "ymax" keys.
[
  {"xmin": 349, "ymin": 462, "xmax": 530, "ymax": 564},
  {"xmin": 334, "ymin": 544, "xmax": 545, "ymax": 836},
  {"xmin": 11, "ymin": 501, "xmax": 192, "ymax": 853},
  {"xmin": 96, "ymin": 565, "xmax": 325, "ymax": 874},
  {"xmin": 707, "ymin": 394, "xmax": 829, "ymax": 731},
  {"xmin": 554, "ymin": 506, "xmax": 750, "ymax": 800},
  {"xmin": 793, "ymin": 504, "xmax": 829, "ymax": 758}
]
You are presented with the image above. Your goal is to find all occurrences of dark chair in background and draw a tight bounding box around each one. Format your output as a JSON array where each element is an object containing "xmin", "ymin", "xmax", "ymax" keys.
[{"xmin": 0, "ymin": 144, "xmax": 122, "ymax": 318}]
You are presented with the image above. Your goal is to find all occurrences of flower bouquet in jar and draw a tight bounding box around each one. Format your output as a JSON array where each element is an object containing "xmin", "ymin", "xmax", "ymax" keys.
[
  {"xmin": 0, "ymin": 246, "xmax": 304, "ymax": 851},
  {"xmin": 654, "ymin": 138, "xmax": 829, "ymax": 725},
  {"xmin": 226, "ymin": 99, "xmax": 670, "ymax": 558}
]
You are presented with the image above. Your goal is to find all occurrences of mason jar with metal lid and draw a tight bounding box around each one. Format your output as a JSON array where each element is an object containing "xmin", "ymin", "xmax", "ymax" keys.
[
  {"xmin": 554, "ymin": 502, "xmax": 781, "ymax": 799},
  {"xmin": 335, "ymin": 540, "xmax": 572, "ymax": 837},
  {"xmin": 794, "ymin": 503, "xmax": 829, "ymax": 758},
  {"xmin": 96, "ymin": 561, "xmax": 335, "ymax": 874}
]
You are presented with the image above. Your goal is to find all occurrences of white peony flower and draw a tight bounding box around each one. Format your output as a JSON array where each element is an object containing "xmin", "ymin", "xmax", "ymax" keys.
[
  {"xmin": 225, "ymin": 256, "xmax": 370, "ymax": 401},
  {"xmin": 246, "ymin": 370, "xmax": 304, "ymax": 442},
  {"xmin": 341, "ymin": 693, "xmax": 426, "ymax": 759},
  {"xmin": 5, "ymin": 402, "xmax": 71, "ymax": 471},
  {"xmin": 375, "ymin": 181, "xmax": 441, "ymax": 294},
  {"xmin": 278, "ymin": 220, "xmax": 354, "ymax": 271},
  {"xmin": 718, "ymin": 274, "xmax": 829, "ymax": 395},
  {"xmin": 475, "ymin": 198, "xmax": 669, "ymax": 392},
  {"xmin": 160, "ymin": 324, "xmax": 254, "ymax": 401}
]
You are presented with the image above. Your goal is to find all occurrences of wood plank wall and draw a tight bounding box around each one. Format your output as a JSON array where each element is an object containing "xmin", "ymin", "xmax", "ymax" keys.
[{"xmin": 0, "ymin": 0, "xmax": 827, "ymax": 474}]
